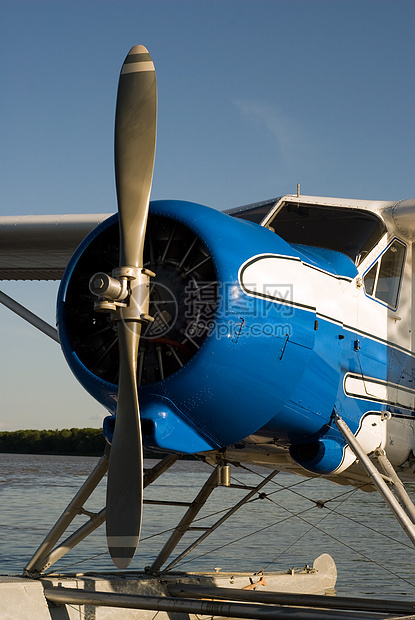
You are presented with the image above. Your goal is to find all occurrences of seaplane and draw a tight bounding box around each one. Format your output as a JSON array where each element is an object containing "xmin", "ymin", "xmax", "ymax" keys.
[{"xmin": 1, "ymin": 45, "xmax": 415, "ymax": 619}]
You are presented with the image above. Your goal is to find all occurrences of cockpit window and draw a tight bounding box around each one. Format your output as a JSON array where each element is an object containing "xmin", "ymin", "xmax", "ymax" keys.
[
  {"xmin": 265, "ymin": 202, "xmax": 386, "ymax": 265},
  {"xmin": 225, "ymin": 198, "xmax": 280, "ymax": 224},
  {"xmin": 363, "ymin": 239, "xmax": 406, "ymax": 309}
]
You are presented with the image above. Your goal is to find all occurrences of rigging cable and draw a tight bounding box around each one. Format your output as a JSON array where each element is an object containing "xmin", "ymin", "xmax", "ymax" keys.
[{"xmin": 169, "ymin": 464, "xmax": 415, "ymax": 588}]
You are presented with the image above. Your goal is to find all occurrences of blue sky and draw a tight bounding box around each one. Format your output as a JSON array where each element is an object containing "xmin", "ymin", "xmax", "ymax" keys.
[{"xmin": 0, "ymin": 0, "xmax": 413, "ymax": 430}]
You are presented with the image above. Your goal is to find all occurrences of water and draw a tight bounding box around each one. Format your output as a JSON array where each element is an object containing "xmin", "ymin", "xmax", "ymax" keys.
[{"xmin": 1, "ymin": 453, "xmax": 415, "ymax": 601}]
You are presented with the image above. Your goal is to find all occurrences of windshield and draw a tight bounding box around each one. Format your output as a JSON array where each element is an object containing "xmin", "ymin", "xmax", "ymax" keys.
[
  {"xmin": 225, "ymin": 198, "xmax": 280, "ymax": 224},
  {"xmin": 266, "ymin": 202, "xmax": 386, "ymax": 265}
]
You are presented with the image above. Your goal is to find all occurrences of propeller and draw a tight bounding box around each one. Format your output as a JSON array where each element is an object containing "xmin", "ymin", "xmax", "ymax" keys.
[{"xmin": 89, "ymin": 45, "xmax": 157, "ymax": 568}]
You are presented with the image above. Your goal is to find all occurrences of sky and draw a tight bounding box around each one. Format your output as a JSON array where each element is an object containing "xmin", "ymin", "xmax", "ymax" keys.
[{"xmin": 0, "ymin": 0, "xmax": 414, "ymax": 431}]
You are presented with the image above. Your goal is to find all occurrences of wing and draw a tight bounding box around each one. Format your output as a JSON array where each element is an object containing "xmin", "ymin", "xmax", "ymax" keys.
[{"xmin": 0, "ymin": 214, "xmax": 111, "ymax": 281}]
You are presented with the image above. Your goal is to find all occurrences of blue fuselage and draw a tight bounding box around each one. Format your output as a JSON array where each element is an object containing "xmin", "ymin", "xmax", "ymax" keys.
[{"xmin": 57, "ymin": 200, "xmax": 415, "ymax": 476}]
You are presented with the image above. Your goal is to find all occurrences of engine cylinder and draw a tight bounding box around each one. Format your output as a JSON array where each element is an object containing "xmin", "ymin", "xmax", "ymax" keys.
[{"xmin": 61, "ymin": 214, "xmax": 218, "ymax": 388}]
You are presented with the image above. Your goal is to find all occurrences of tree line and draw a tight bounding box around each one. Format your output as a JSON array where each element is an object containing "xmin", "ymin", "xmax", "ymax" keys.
[{"xmin": 0, "ymin": 428, "xmax": 106, "ymax": 456}]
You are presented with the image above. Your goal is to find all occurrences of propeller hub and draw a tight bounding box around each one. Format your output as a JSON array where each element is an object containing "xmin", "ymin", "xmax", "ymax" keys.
[
  {"xmin": 90, "ymin": 267, "xmax": 155, "ymax": 325},
  {"xmin": 89, "ymin": 272, "xmax": 127, "ymax": 301}
]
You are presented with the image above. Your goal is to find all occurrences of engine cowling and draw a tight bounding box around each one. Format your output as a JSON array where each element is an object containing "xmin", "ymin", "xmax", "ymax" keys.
[{"xmin": 57, "ymin": 200, "xmax": 323, "ymax": 454}]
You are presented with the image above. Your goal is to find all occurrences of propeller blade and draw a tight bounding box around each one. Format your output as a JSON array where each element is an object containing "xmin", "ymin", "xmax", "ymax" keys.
[
  {"xmin": 115, "ymin": 44, "xmax": 157, "ymax": 267},
  {"xmin": 106, "ymin": 322, "xmax": 142, "ymax": 568},
  {"xmin": 106, "ymin": 45, "xmax": 157, "ymax": 568}
]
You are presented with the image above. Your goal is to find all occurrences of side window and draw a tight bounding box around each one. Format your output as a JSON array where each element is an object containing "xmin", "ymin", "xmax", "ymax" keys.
[
  {"xmin": 363, "ymin": 263, "xmax": 377, "ymax": 296},
  {"xmin": 363, "ymin": 239, "xmax": 406, "ymax": 309}
]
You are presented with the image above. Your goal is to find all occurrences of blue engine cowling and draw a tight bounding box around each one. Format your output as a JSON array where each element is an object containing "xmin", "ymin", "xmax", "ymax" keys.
[{"xmin": 57, "ymin": 200, "xmax": 341, "ymax": 457}]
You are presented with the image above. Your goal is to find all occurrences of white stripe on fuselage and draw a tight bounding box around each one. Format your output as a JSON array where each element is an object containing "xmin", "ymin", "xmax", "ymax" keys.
[
  {"xmin": 344, "ymin": 373, "xmax": 415, "ymax": 410},
  {"xmin": 239, "ymin": 252, "xmax": 413, "ymax": 355},
  {"xmin": 239, "ymin": 253, "xmax": 415, "ymax": 412}
]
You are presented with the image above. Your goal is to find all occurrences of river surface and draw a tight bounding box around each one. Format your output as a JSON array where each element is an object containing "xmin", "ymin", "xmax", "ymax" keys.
[{"xmin": 1, "ymin": 453, "xmax": 415, "ymax": 601}]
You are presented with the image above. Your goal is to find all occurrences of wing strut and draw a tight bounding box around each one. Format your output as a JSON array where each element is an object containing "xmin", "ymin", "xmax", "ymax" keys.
[
  {"xmin": 0, "ymin": 290, "xmax": 59, "ymax": 342},
  {"xmin": 334, "ymin": 414, "xmax": 415, "ymax": 546}
]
